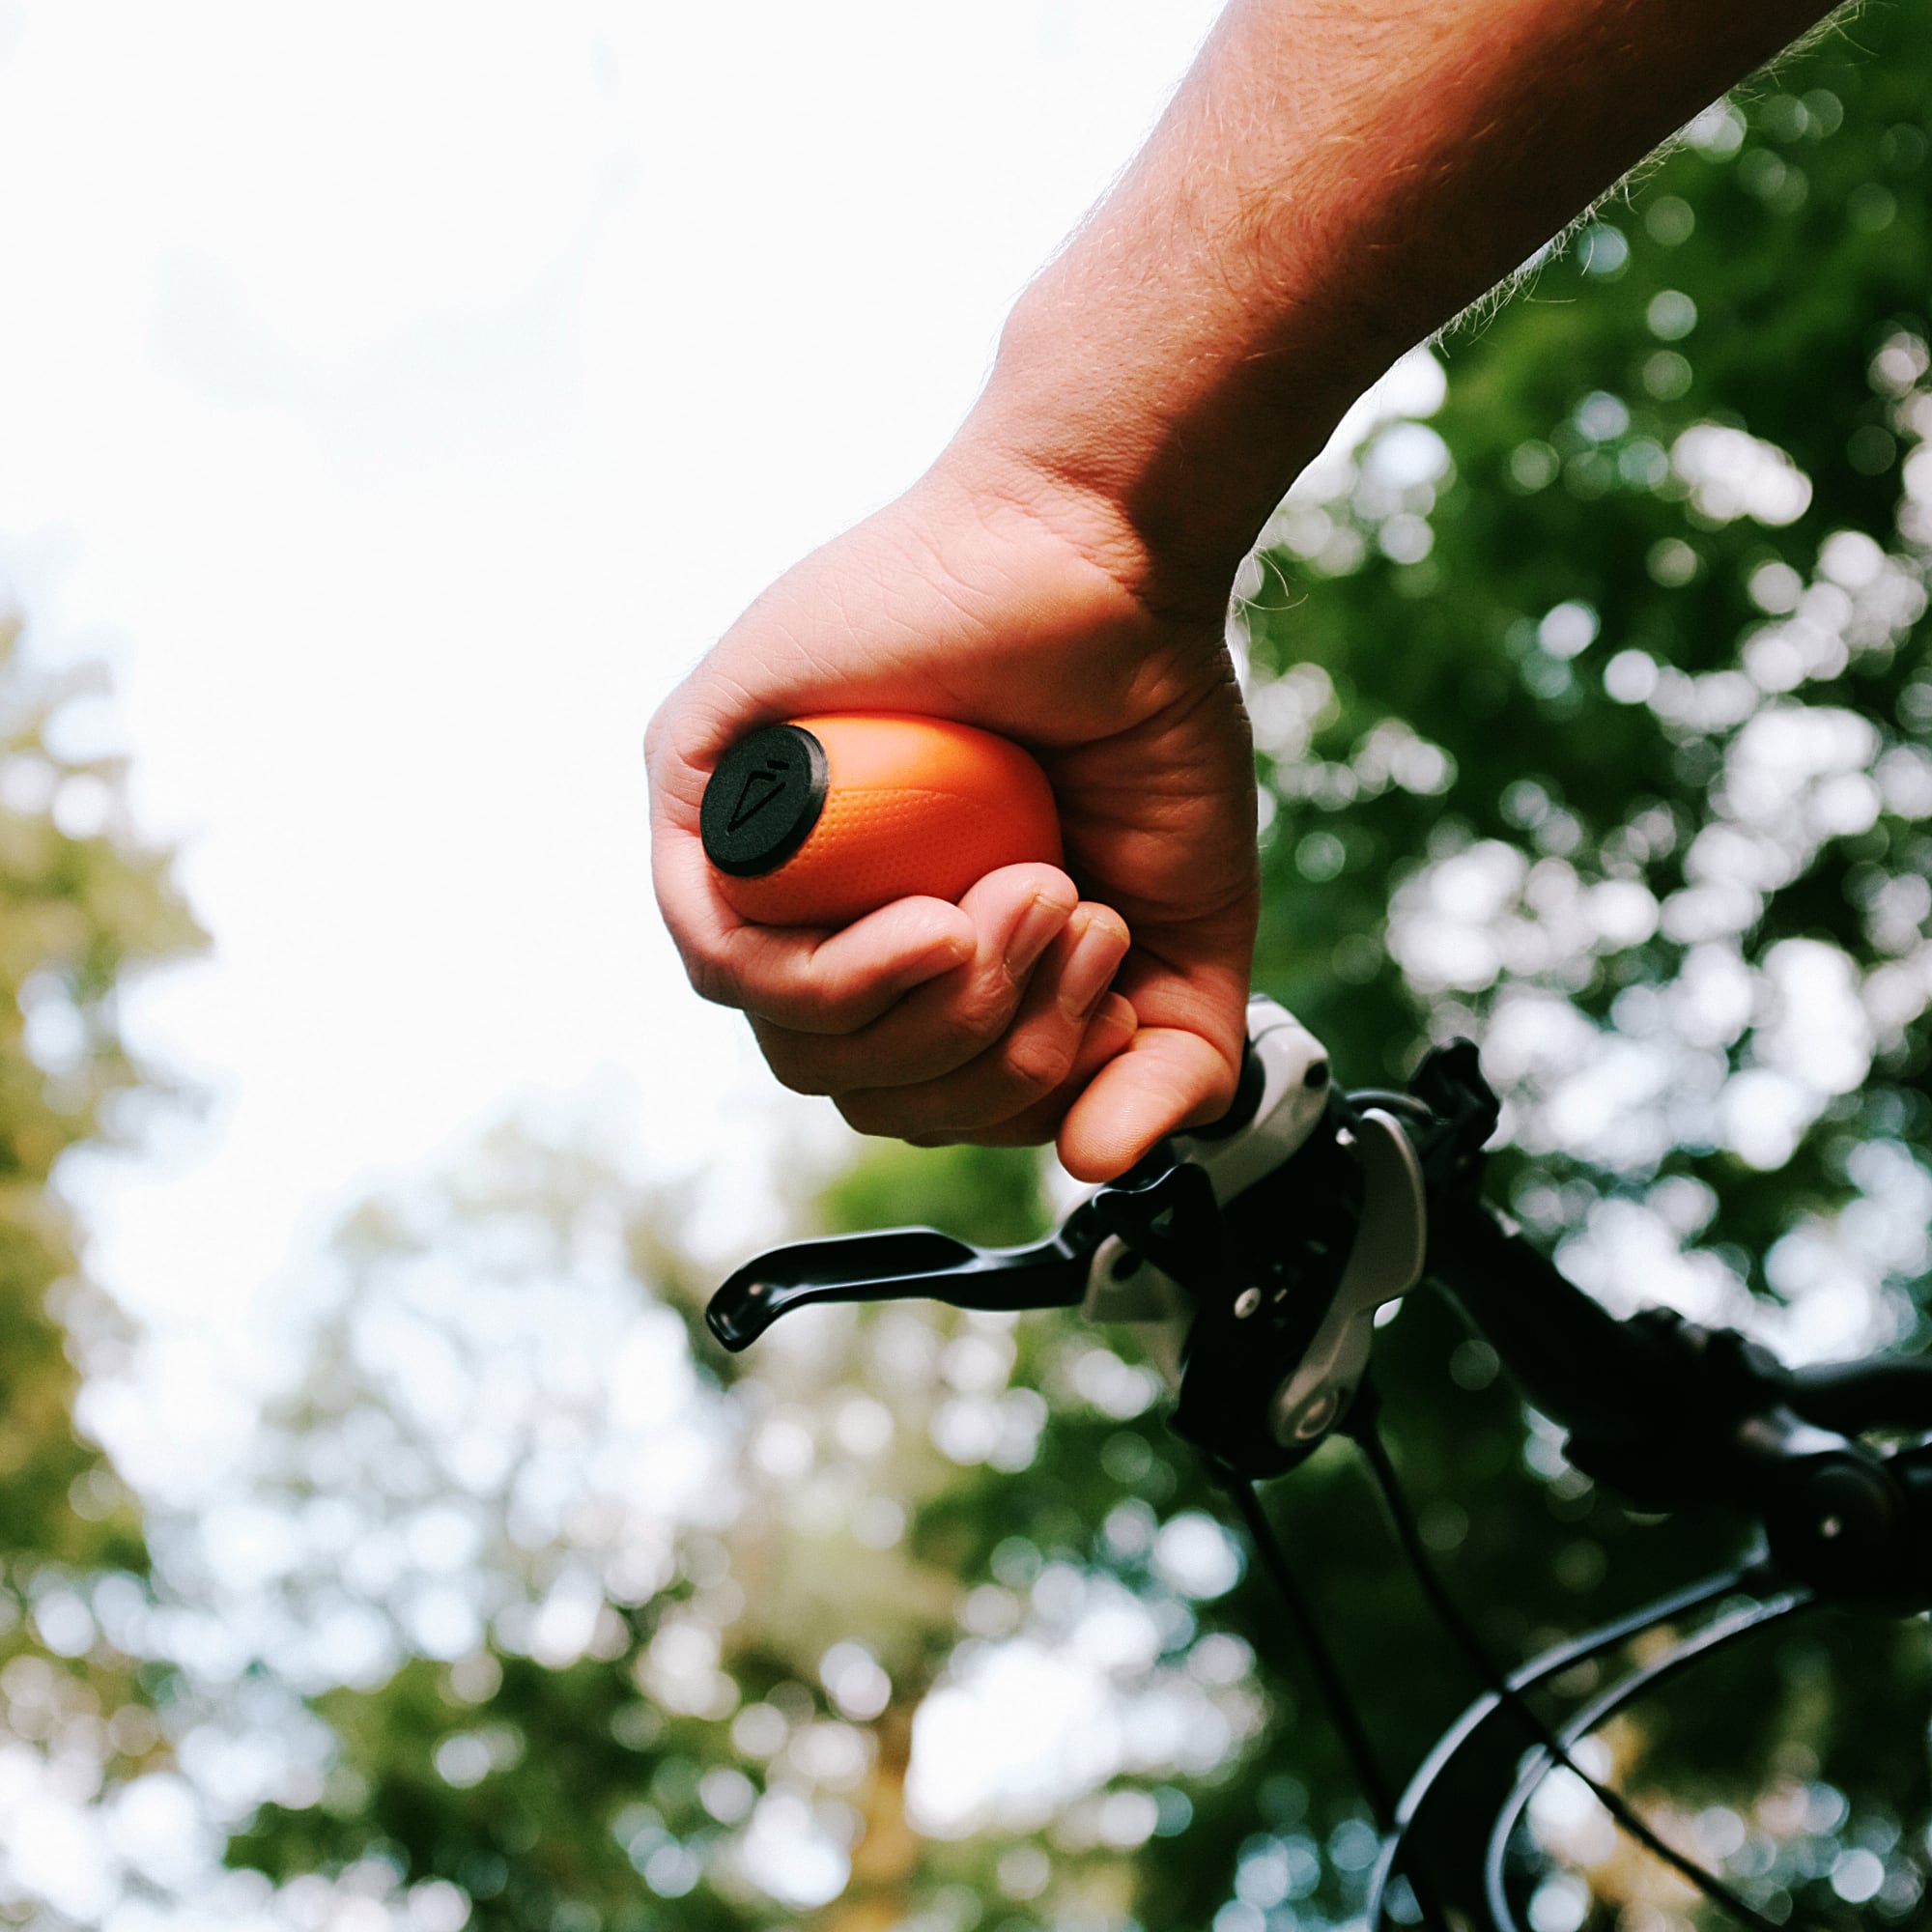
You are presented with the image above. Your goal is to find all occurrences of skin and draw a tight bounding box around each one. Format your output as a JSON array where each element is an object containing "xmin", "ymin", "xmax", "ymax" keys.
[{"xmin": 647, "ymin": 0, "xmax": 1846, "ymax": 1182}]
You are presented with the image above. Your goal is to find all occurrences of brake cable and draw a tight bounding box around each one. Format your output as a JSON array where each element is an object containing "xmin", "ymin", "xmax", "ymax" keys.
[
  {"xmin": 1221, "ymin": 1469, "xmax": 1461, "ymax": 1932},
  {"xmin": 1477, "ymin": 1584, "xmax": 1817, "ymax": 1932},
  {"xmin": 1350, "ymin": 1404, "xmax": 1805, "ymax": 1931},
  {"xmin": 1363, "ymin": 1562, "xmax": 1767, "ymax": 1926},
  {"xmin": 1218, "ymin": 1473, "xmax": 1402, "ymax": 1828},
  {"xmin": 1218, "ymin": 1382, "xmax": 1794, "ymax": 1932}
]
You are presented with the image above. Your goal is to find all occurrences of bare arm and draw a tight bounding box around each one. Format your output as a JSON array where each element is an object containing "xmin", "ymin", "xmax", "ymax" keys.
[
  {"xmin": 648, "ymin": 0, "xmax": 1846, "ymax": 1180},
  {"xmin": 976, "ymin": 0, "xmax": 1845, "ymax": 598}
]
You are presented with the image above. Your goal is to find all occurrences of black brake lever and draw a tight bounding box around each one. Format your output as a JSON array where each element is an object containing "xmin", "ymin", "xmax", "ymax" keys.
[
  {"xmin": 706, "ymin": 1208, "xmax": 1102, "ymax": 1351},
  {"xmin": 707, "ymin": 1135, "xmax": 1251, "ymax": 1355}
]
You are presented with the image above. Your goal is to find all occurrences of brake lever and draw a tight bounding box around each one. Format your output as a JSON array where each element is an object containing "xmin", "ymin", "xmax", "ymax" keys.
[
  {"xmin": 706, "ymin": 1211, "xmax": 1101, "ymax": 1351},
  {"xmin": 706, "ymin": 1001, "xmax": 1323, "ymax": 1352},
  {"xmin": 704, "ymin": 1143, "xmax": 1243, "ymax": 1354},
  {"xmin": 705, "ymin": 1000, "xmax": 1378, "ymax": 1475}
]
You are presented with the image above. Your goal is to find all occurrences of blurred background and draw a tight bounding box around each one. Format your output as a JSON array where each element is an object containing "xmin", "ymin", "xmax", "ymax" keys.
[{"xmin": 3, "ymin": 3, "xmax": 1931, "ymax": 1928}]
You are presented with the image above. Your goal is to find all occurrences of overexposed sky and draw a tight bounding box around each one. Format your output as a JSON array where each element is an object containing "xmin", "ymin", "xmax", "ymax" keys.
[{"xmin": 0, "ymin": 0, "xmax": 1225, "ymax": 1342}]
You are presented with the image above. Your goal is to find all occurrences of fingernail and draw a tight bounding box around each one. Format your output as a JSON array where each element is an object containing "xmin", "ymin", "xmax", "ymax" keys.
[
  {"xmin": 1059, "ymin": 913, "xmax": 1128, "ymax": 1018},
  {"xmin": 1007, "ymin": 892, "xmax": 1072, "ymax": 975}
]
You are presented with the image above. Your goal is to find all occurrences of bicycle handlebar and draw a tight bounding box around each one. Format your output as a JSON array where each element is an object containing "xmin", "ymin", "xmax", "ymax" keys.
[
  {"xmin": 1427, "ymin": 1200, "xmax": 1715, "ymax": 1451},
  {"xmin": 707, "ymin": 995, "xmax": 1932, "ymax": 1606}
]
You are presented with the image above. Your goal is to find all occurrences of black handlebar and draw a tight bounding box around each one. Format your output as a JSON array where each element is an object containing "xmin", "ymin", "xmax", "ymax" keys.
[
  {"xmin": 1427, "ymin": 1197, "xmax": 1932, "ymax": 1603},
  {"xmin": 1427, "ymin": 1201, "xmax": 1691, "ymax": 1450}
]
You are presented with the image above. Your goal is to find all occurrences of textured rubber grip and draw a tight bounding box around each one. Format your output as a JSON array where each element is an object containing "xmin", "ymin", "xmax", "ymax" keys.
[{"xmin": 702, "ymin": 714, "xmax": 1063, "ymax": 926}]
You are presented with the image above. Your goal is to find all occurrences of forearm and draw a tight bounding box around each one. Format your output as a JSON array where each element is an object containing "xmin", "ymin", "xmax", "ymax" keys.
[{"xmin": 965, "ymin": 0, "xmax": 1845, "ymax": 606}]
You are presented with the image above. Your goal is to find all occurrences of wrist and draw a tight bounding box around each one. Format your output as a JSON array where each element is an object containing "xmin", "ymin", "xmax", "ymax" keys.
[
  {"xmin": 931, "ymin": 402, "xmax": 1222, "ymax": 632},
  {"xmin": 959, "ymin": 279, "xmax": 1371, "ymax": 621}
]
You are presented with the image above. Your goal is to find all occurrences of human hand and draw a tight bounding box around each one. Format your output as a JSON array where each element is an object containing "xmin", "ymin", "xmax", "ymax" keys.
[{"xmin": 645, "ymin": 437, "xmax": 1257, "ymax": 1182}]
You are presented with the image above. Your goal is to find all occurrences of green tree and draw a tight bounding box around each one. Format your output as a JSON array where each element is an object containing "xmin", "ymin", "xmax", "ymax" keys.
[
  {"xmin": 1225, "ymin": 9, "xmax": 1932, "ymax": 1923},
  {"xmin": 0, "ymin": 603, "xmax": 203, "ymax": 1920}
]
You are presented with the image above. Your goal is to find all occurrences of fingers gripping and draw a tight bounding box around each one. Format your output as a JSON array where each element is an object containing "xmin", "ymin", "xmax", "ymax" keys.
[
  {"xmin": 835, "ymin": 905, "xmax": 1132, "ymax": 1138},
  {"xmin": 752, "ymin": 866, "xmax": 1088, "ymax": 1096}
]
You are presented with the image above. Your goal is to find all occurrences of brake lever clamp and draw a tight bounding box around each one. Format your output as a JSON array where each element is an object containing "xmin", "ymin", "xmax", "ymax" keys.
[
  {"xmin": 1141, "ymin": 1091, "xmax": 1431, "ymax": 1478},
  {"xmin": 1077, "ymin": 1001, "xmax": 1435, "ymax": 1478}
]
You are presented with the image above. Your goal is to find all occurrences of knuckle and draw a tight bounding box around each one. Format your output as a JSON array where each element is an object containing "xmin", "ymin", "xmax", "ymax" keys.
[
  {"xmin": 641, "ymin": 705, "xmax": 670, "ymax": 771},
  {"xmin": 748, "ymin": 1024, "xmax": 832, "ymax": 1097},
  {"xmin": 685, "ymin": 952, "xmax": 745, "ymax": 1010},
  {"xmin": 731, "ymin": 937, "xmax": 854, "ymax": 1036},
  {"xmin": 836, "ymin": 1093, "xmax": 895, "ymax": 1137},
  {"xmin": 950, "ymin": 979, "xmax": 1018, "ymax": 1052},
  {"xmin": 778, "ymin": 1070, "xmax": 834, "ymax": 1100},
  {"xmin": 1002, "ymin": 1028, "xmax": 1077, "ymax": 1097},
  {"xmin": 763, "ymin": 1054, "xmax": 832, "ymax": 1098}
]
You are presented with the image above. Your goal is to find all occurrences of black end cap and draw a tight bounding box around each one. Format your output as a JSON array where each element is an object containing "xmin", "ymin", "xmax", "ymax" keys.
[{"xmin": 700, "ymin": 723, "xmax": 829, "ymax": 877}]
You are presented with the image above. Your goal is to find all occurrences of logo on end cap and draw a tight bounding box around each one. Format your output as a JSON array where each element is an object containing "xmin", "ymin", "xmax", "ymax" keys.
[{"xmin": 701, "ymin": 723, "xmax": 831, "ymax": 877}]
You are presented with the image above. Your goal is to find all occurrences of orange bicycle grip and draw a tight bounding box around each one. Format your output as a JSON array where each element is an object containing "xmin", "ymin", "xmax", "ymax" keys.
[{"xmin": 700, "ymin": 714, "xmax": 1063, "ymax": 926}]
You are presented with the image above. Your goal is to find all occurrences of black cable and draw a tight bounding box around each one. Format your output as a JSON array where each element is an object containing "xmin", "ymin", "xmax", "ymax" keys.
[
  {"xmin": 1350, "ymin": 1415, "xmax": 1795, "ymax": 1932},
  {"xmin": 1221, "ymin": 1473, "xmax": 1401, "ymax": 1828},
  {"xmin": 1363, "ymin": 1564, "xmax": 1758, "ymax": 1932},
  {"xmin": 1218, "ymin": 1472, "xmax": 1453, "ymax": 1932},
  {"xmin": 1481, "ymin": 1587, "xmax": 1816, "ymax": 1932}
]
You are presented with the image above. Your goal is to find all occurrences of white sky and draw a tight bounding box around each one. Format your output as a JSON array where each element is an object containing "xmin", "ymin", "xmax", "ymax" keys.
[{"xmin": 0, "ymin": 0, "xmax": 1226, "ymax": 1337}]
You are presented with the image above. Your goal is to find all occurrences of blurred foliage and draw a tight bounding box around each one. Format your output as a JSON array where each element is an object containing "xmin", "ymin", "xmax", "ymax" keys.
[
  {"xmin": 223, "ymin": 15, "xmax": 1932, "ymax": 1932},
  {"xmin": 1232, "ymin": 11, "xmax": 1932, "ymax": 1925},
  {"xmin": 0, "ymin": 601, "xmax": 204, "ymax": 1906},
  {"xmin": 817, "ymin": 1144, "xmax": 1053, "ymax": 1253}
]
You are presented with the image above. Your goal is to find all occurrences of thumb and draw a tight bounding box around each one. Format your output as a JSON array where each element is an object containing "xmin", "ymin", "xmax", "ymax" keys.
[{"xmin": 1055, "ymin": 1025, "xmax": 1238, "ymax": 1180}]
